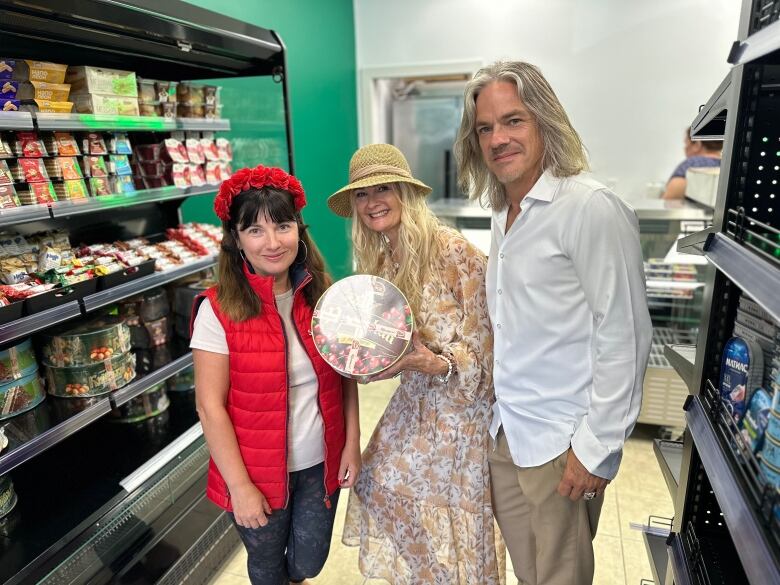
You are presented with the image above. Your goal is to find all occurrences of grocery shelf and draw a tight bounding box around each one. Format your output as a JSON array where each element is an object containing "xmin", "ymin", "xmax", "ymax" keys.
[
  {"xmin": 0, "ymin": 110, "xmax": 34, "ymax": 130},
  {"xmin": 176, "ymin": 117, "xmax": 231, "ymax": 131},
  {"xmin": 0, "ymin": 396, "xmax": 112, "ymax": 476},
  {"xmin": 82, "ymin": 256, "xmax": 217, "ymax": 313},
  {"xmin": 49, "ymin": 185, "xmax": 218, "ymax": 218},
  {"xmin": 685, "ymin": 392, "xmax": 780, "ymax": 584},
  {"xmin": 653, "ymin": 439, "xmax": 683, "ymax": 498},
  {"xmin": 677, "ymin": 226, "xmax": 717, "ymax": 256},
  {"xmin": 0, "ymin": 202, "xmax": 51, "ymax": 228},
  {"xmin": 703, "ymin": 232, "xmax": 780, "ymax": 322},
  {"xmin": 0, "ymin": 300, "xmax": 82, "ymax": 345},
  {"xmin": 35, "ymin": 113, "xmax": 177, "ymax": 132},
  {"xmin": 643, "ymin": 531, "xmax": 669, "ymax": 585},
  {"xmin": 667, "ymin": 532, "xmax": 693, "ymax": 585},
  {"xmin": 729, "ymin": 17, "xmax": 780, "ymax": 65},
  {"xmin": 664, "ymin": 343, "xmax": 697, "ymax": 392},
  {"xmin": 690, "ymin": 72, "xmax": 731, "ymax": 141},
  {"xmin": 112, "ymin": 353, "xmax": 194, "ymax": 407}
]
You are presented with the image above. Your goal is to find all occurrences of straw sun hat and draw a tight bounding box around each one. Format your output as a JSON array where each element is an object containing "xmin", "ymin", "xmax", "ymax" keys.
[{"xmin": 328, "ymin": 143, "xmax": 432, "ymax": 217}]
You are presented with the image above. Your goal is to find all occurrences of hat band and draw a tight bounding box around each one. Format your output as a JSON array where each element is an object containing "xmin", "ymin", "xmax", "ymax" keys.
[{"xmin": 350, "ymin": 164, "xmax": 412, "ymax": 183}]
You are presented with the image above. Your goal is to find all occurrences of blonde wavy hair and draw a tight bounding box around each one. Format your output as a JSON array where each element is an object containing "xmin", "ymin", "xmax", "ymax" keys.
[
  {"xmin": 351, "ymin": 181, "xmax": 440, "ymax": 319},
  {"xmin": 454, "ymin": 60, "xmax": 589, "ymax": 210}
]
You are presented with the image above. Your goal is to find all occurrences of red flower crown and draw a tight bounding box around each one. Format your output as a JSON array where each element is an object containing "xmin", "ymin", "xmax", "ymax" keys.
[{"xmin": 214, "ymin": 164, "xmax": 306, "ymax": 221}]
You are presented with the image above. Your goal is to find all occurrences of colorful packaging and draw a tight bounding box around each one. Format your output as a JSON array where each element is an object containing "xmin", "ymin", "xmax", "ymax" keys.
[
  {"xmin": 0, "ymin": 80, "xmax": 17, "ymax": 99},
  {"xmin": 13, "ymin": 132, "xmax": 46, "ymax": 157},
  {"xmin": 18, "ymin": 182, "xmax": 57, "ymax": 205},
  {"xmin": 720, "ymin": 336, "xmax": 765, "ymax": 424},
  {"xmin": 0, "ymin": 371, "xmax": 45, "ymax": 420},
  {"xmin": 0, "ymin": 160, "xmax": 11, "ymax": 185},
  {"xmin": 82, "ymin": 132, "xmax": 108, "ymax": 155},
  {"xmin": 15, "ymin": 81, "xmax": 70, "ymax": 102},
  {"xmin": 109, "ymin": 132, "xmax": 132, "ymax": 155},
  {"xmin": 72, "ymin": 93, "xmax": 139, "ymax": 116},
  {"xmin": 12, "ymin": 60, "xmax": 68, "ymax": 84},
  {"xmin": 0, "ymin": 184, "xmax": 19, "ymax": 209},
  {"xmin": 66, "ymin": 66, "xmax": 138, "ymax": 97},
  {"xmin": 88, "ymin": 176, "xmax": 111, "ymax": 197},
  {"xmin": 21, "ymin": 99, "xmax": 73, "ymax": 113},
  {"xmin": 0, "ymin": 99, "xmax": 19, "ymax": 112},
  {"xmin": 14, "ymin": 158, "xmax": 49, "ymax": 182},
  {"xmin": 109, "ymin": 155, "xmax": 132, "ymax": 176},
  {"xmin": 53, "ymin": 179, "xmax": 89, "ymax": 200},
  {"xmin": 742, "ymin": 388, "xmax": 772, "ymax": 453},
  {"xmin": 83, "ymin": 156, "xmax": 108, "ymax": 178},
  {"xmin": 0, "ymin": 60, "xmax": 14, "ymax": 79},
  {"xmin": 52, "ymin": 132, "xmax": 80, "ymax": 156},
  {"xmin": 185, "ymin": 138, "xmax": 205, "ymax": 164}
]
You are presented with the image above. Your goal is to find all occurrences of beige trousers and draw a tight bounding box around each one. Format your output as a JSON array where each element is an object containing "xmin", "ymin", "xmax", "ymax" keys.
[{"xmin": 488, "ymin": 428, "xmax": 604, "ymax": 585}]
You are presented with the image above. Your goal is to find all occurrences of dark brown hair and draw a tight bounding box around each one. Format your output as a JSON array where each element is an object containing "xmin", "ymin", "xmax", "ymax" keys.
[{"xmin": 216, "ymin": 187, "xmax": 331, "ymax": 322}]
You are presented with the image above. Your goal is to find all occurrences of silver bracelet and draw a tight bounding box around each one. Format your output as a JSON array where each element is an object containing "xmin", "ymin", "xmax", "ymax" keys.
[{"xmin": 432, "ymin": 353, "xmax": 454, "ymax": 384}]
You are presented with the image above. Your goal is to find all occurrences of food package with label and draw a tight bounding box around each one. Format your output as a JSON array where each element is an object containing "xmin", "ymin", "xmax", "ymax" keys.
[
  {"xmin": 81, "ymin": 132, "xmax": 108, "ymax": 155},
  {"xmin": 108, "ymin": 155, "xmax": 132, "ymax": 176},
  {"xmin": 0, "ymin": 475, "xmax": 19, "ymax": 520},
  {"xmin": 311, "ymin": 275, "xmax": 414, "ymax": 383},
  {"xmin": 177, "ymin": 82, "xmax": 205, "ymax": 106},
  {"xmin": 87, "ymin": 176, "xmax": 111, "ymax": 196},
  {"xmin": 0, "ymin": 160, "xmax": 12, "ymax": 185},
  {"xmin": 720, "ymin": 336, "xmax": 764, "ymax": 424},
  {"xmin": 185, "ymin": 138, "xmax": 205, "ymax": 164},
  {"xmin": 40, "ymin": 315, "xmax": 132, "ymax": 367},
  {"xmin": 72, "ymin": 93, "xmax": 139, "ymax": 116},
  {"xmin": 0, "ymin": 80, "xmax": 18, "ymax": 99},
  {"xmin": 109, "ymin": 382, "xmax": 170, "ymax": 423},
  {"xmin": 43, "ymin": 132, "xmax": 80, "ymax": 156},
  {"xmin": 44, "ymin": 351, "xmax": 136, "ymax": 397},
  {"xmin": 171, "ymin": 163, "xmax": 191, "ymax": 188},
  {"xmin": 66, "ymin": 66, "xmax": 138, "ymax": 97},
  {"xmin": 44, "ymin": 157, "xmax": 83, "ymax": 180},
  {"xmin": 0, "ymin": 136, "xmax": 12, "ymax": 159},
  {"xmin": 81, "ymin": 156, "xmax": 108, "ymax": 178},
  {"xmin": 0, "ymin": 99, "xmax": 20, "ymax": 112},
  {"xmin": 0, "ymin": 60, "xmax": 14, "ymax": 79},
  {"xmin": 17, "ymin": 183, "xmax": 57, "ymax": 205},
  {"xmin": 0, "ymin": 338, "xmax": 38, "ymax": 384},
  {"xmin": 189, "ymin": 164, "xmax": 206, "ymax": 187},
  {"xmin": 163, "ymin": 138, "xmax": 189, "ymax": 163},
  {"xmin": 0, "ymin": 371, "xmax": 45, "ymax": 420},
  {"xmin": 15, "ymin": 81, "xmax": 71, "ymax": 101},
  {"xmin": 114, "ymin": 174, "xmax": 135, "ymax": 194},
  {"xmin": 0, "ymin": 184, "xmax": 20, "ymax": 209},
  {"xmin": 9, "ymin": 158, "xmax": 49, "ymax": 182},
  {"xmin": 11, "ymin": 131, "xmax": 46, "ymax": 157},
  {"xmin": 52, "ymin": 179, "xmax": 89, "ymax": 200},
  {"xmin": 20, "ymin": 99, "xmax": 73, "ymax": 113},
  {"xmin": 11, "ymin": 60, "xmax": 68, "ymax": 84},
  {"xmin": 108, "ymin": 132, "xmax": 132, "ymax": 155},
  {"xmin": 216, "ymin": 137, "xmax": 233, "ymax": 161}
]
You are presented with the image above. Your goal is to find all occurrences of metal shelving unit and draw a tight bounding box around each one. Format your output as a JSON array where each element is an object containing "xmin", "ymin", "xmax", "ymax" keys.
[
  {"xmin": 653, "ymin": 439, "xmax": 683, "ymax": 498},
  {"xmin": 664, "ymin": 344, "xmax": 697, "ymax": 392},
  {"xmin": 34, "ymin": 112, "xmax": 231, "ymax": 132},
  {"xmin": 0, "ymin": 110, "xmax": 34, "ymax": 130}
]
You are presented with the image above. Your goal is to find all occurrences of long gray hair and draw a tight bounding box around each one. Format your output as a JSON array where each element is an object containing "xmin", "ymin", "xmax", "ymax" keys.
[{"xmin": 454, "ymin": 61, "xmax": 589, "ymax": 210}]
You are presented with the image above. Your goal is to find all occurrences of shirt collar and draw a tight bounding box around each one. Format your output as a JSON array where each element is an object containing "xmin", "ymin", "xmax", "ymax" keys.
[{"xmin": 523, "ymin": 169, "xmax": 561, "ymax": 203}]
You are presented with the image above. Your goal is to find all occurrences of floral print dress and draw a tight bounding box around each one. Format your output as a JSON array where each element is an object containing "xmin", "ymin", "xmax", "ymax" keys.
[{"xmin": 342, "ymin": 227, "xmax": 505, "ymax": 584}]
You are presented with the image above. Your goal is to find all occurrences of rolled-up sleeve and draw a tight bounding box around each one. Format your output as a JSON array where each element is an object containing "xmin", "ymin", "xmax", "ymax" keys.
[{"xmin": 567, "ymin": 191, "xmax": 653, "ymax": 479}]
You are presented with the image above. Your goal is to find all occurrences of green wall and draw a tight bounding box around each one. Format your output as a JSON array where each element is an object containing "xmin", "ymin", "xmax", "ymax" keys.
[{"xmin": 181, "ymin": 0, "xmax": 357, "ymax": 279}]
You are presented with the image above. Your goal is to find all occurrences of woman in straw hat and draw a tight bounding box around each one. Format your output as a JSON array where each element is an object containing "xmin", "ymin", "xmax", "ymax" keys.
[{"xmin": 328, "ymin": 144, "xmax": 504, "ymax": 584}]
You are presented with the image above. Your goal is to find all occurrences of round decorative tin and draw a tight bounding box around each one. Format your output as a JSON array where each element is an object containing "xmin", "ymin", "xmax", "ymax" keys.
[
  {"xmin": 109, "ymin": 382, "xmax": 170, "ymax": 423},
  {"xmin": 0, "ymin": 475, "xmax": 17, "ymax": 519},
  {"xmin": 0, "ymin": 371, "xmax": 45, "ymax": 420},
  {"xmin": 312, "ymin": 275, "xmax": 413, "ymax": 383},
  {"xmin": 0, "ymin": 339, "xmax": 38, "ymax": 384},
  {"xmin": 41, "ymin": 315, "xmax": 131, "ymax": 368},
  {"xmin": 45, "ymin": 352, "xmax": 136, "ymax": 397}
]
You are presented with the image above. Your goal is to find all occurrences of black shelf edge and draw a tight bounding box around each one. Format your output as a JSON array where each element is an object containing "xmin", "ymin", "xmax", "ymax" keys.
[
  {"xmin": 730, "ymin": 18, "xmax": 780, "ymax": 65},
  {"xmin": 0, "ymin": 300, "xmax": 81, "ymax": 345},
  {"xmin": 667, "ymin": 532, "xmax": 693, "ymax": 585},
  {"xmin": 0, "ymin": 111, "xmax": 34, "ymax": 130},
  {"xmin": 81, "ymin": 257, "xmax": 216, "ymax": 313},
  {"xmin": 0, "ymin": 397, "xmax": 112, "ymax": 476},
  {"xmin": 690, "ymin": 72, "xmax": 731, "ymax": 140},
  {"xmin": 653, "ymin": 438, "xmax": 683, "ymax": 500},
  {"xmin": 664, "ymin": 343, "xmax": 697, "ymax": 392},
  {"xmin": 705, "ymin": 232, "xmax": 780, "ymax": 323},
  {"xmin": 685, "ymin": 395, "xmax": 780, "ymax": 584},
  {"xmin": 643, "ymin": 531, "xmax": 669, "ymax": 585},
  {"xmin": 48, "ymin": 185, "xmax": 218, "ymax": 219},
  {"xmin": 0, "ymin": 203, "xmax": 52, "ymax": 228},
  {"xmin": 112, "ymin": 353, "xmax": 194, "ymax": 407},
  {"xmin": 677, "ymin": 226, "xmax": 717, "ymax": 255}
]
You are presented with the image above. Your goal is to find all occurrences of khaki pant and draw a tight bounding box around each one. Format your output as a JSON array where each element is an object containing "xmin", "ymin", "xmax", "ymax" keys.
[{"xmin": 488, "ymin": 428, "xmax": 603, "ymax": 585}]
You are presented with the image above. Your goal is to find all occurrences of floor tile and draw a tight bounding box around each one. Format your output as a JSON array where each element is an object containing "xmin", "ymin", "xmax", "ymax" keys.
[
  {"xmin": 310, "ymin": 541, "xmax": 365, "ymax": 584},
  {"xmin": 207, "ymin": 571, "xmax": 251, "ymax": 585},
  {"xmin": 623, "ymin": 535, "xmax": 656, "ymax": 585},
  {"xmin": 593, "ymin": 534, "xmax": 626, "ymax": 585},
  {"xmin": 221, "ymin": 544, "xmax": 248, "ymax": 577},
  {"xmin": 598, "ymin": 486, "xmax": 621, "ymax": 538}
]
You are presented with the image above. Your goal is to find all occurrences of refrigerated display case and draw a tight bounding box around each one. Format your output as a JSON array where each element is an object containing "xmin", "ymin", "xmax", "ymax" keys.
[{"xmin": 0, "ymin": 1, "xmax": 292, "ymax": 583}]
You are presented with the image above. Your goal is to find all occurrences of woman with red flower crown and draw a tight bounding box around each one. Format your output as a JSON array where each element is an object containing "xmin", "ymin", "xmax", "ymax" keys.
[{"xmin": 191, "ymin": 165, "xmax": 361, "ymax": 585}]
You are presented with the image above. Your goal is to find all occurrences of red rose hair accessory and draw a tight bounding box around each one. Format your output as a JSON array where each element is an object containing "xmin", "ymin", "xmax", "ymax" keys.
[{"xmin": 213, "ymin": 164, "xmax": 306, "ymax": 221}]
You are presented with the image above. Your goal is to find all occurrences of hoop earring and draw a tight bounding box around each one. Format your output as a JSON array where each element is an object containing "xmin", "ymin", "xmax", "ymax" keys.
[
  {"xmin": 239, "ymin": 249, "xmax": 249, "ymax": 265},
  {"xmin": 297, "ymin": 239, "xmax": 308, "ymax": 264}
]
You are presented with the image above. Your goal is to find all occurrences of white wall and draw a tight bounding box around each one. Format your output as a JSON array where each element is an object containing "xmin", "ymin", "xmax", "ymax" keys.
[{"xmin": 353, "ymin": 0, "xmax": 741, "ymax": 200}]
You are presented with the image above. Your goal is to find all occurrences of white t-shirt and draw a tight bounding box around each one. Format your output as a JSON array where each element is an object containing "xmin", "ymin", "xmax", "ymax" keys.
[{"xmin": 191, "ymin": 293, "xmax": 325, "ymax": 472}]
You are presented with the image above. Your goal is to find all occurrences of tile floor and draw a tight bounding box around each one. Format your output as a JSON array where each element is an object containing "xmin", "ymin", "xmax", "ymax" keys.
[{"xmin": 208, "ymin": 379, "xmax": 675, "ymax": 585}]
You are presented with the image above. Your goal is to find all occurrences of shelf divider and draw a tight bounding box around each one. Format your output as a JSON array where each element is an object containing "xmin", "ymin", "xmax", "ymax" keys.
[
  {"xmin": 664, "ymin": 343, "xmax": 697, "ymax": 392},
  {"xmin": 653, "ymin": 438, "xmax": 683, "ymax": 499}
]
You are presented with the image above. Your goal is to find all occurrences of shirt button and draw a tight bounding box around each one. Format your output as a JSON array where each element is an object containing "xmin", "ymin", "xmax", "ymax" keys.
[
  {"xmin": 497, "ymin": 289, "xmax": 503, "ymax": 295},
  {"xmin": 496, "ymin": 323, "xmax": 502, "ymax": 329},
  {"xmin": 499, "ymin": 253, "xmax": 505, "ymax": 259},
  {"xmin": 495, "ymin": 359, "xmax": 500, "ymax": 364}
]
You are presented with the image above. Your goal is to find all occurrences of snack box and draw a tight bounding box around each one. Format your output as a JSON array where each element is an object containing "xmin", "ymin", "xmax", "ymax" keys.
[
  {"xmin": 53, "ymin": 179, "xmax": 89, "ymax": 201},
  {"xmin": 108, "ymin": 382, "xmax": 169, "ymax": 423},
  {"xmin": 0, "ymin": 60, "xmax": 14, "ymax": 80},
  {"xmin": 0, "ymin": 184, "xmax": 20, "ymax": 209},
  {"xmin": 72, "ymin": 93, "xmax": 139, "ymax": 116},
  {"xmin": 11, "ymin": 60, "xmax": 68, "ymax": 84},
  {"xmin": 44, "ymin": 157, "xmax": 83, "ymax": 180},
  {"xmin": 44, "ymin": 351, "xmax": 135, "ymax": 397},
  {"xmin": 0, "ymin": 99, "xmax": 20, "ymax": 112},
  {"xmin": 45, "ymin": 132, "xmax": 80, "ymax": 156},
  {"xmin": 312, "ymin": 275, "xmax": 413, "ymax": 383},
  {"xmin": 66, "ymin": 66, "xmax": 137, "ymax": 97},
  {"xmin": 20, "ymin": 99, "xmax": 73, "ymax": 113},
  {"xmin": 0, "ymin": 371, "xmax": 45, "ymax": 420},
  {"xmin": 40, "ymin": 315, "xmax": 131, "ymax": 367},
  {"xmin": 9, "ymin": 158, "xmax": 49, "ymax": 182},
  {"xmin": 0, "ymin": 80, "xmax": 17, "ymax": 99},
  {"xmin": 17, "ymin": 182, "xmax": 57, "ymax": 205},
  {"xmin": 12, "ymin": 132, "xmax": 46, "ymax": 157},
  {"xmin": 0, "ymin": 338, "xmax": 38, "ymax": 384},
  {"xmin": 15, "ymin": 81, "xmax": 70, "ymax": 102},
  {"xmin": 0, "ymin": 160, "xmax": 11, "ymax": 185}
]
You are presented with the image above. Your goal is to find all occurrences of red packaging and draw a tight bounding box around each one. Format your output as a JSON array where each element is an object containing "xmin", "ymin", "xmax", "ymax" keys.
[
  {"xmin": 0, "ymin": 184, "xmax": 20, "ymax": 208},
  {"xmin": 18, "ymin": 158, "xmax": 49, "ymax": 182},
  {"xmin": 134, "ymin": 143, "xmax": 162, "ymax": 162},
  {"xmin": 311, "ymin": 275, "xmax": 414, "ymax": 383},
  {"xmin": 15, "ymin": 131, "xmax": 46, "ymax": 157},
  {"xmin": 185, "ymin": 138, "xmax": 205, "ymax": 164},
  {"xmin": 22, "ymin": 182, "xmax": 57, "ymax": 204},
  {"xmin": 82, "ymin": 132, "xmax": 108, "ymax": 155},
  {"xmin": 216, "ymin": 137, "xmax": 232, "ymax": 161},
  {"xmin": 201, "ymin": 138, "xmax": 219, "ymax": 161},
  {"xmin": 171, "ymin": 163, "xmax": 190, "ymax": 188},
  {"xmin": 54, "ymin": 132, "xmax": 80, "ymax": 156},
  {"xmin": 163, "ymin": 139, "xmax": 189, "ymax": 164},
  {"xmin": 0, "ymin": 160, "xmax": 11, "ymax": 185},
  {"xmin": 189, "ymin": 164, "xmax": 205, "ymax": 187}
]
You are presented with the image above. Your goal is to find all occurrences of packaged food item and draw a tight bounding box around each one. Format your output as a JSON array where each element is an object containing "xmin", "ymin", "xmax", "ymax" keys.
[
  {"xmin": 203, "ymin": 85, "xmax": 220, "ymax": 105},
  {"xmin": 82, "ymin": 156, "xmax": 108, "ymax": 178},
  {"xmin": 138, "ymin": 101, "xmax": 159, "ymax": 117},
  {"xmin": 312, "ymin": 275, "xmax": 414, "ymax": 382},
  {"xmin": 720, "ymin": 336, "xmax": 764, "ymax": 424},
  {"xmin": 204, "ymin": 103, "xmax": 221, "ymax": 119},
  {"xmin": 134, "ymin": 143, "xmax": 161, "ymax": 162},
  {"xmin": 72, "ymin": 93, "xmax": 139, "ymax": 116},
  {"xmin": 155, "ymin": 80, "xmax": 177, "ymax": 103},
  {"xmin": 136, "ymin": 78, "xmax": 157, "ymax": 102},
  {"xmin": 0, "ymin": 185, "xmax": 20, "ymax": 209},
  {"xmin": 171, "ymin": 163, "xmax": 191, "ymax": 188},
  {"xmin": 0, "ymin": 80, "xmax": 17, "ymax": 99},
  {"xmin": 177, "ymin": 82, "xmax": 204, "ymax": 106},
  {"xmin": 216, "ymin": 137, "xmax": 232, "ymax": 161},
  {"xmin": 163, "ymin": 138, "xmax": 189, "ymax": 163},
  {"xmin": 0, "ymin": 60, "xmax": 14, "ymax": 79},
  {"xmin": 88, "ymin": 176, "xmax": 111, "ymax": 196},
  {"xmin": 52, "ymin": 132, "xmax": 80, "ymax": 156},
  {"xmin": 0, "ymin": 371, "xmax": 45, "ymax": 420},
  {"xmin": 108, "ymin": 132, "xmax": 132, "ymax": 155},
  {"xmin": 0, "ymin": 339, "xmax": 37, "ymax": 383},
  {"xmin": 0, "ymin": 160, "xmax": 11, "ymax": 185},
  {"xmin": 17, "ymin": 182, "xmax": 57, "ymax": 205},
  {"xmin": 20, "ymin": 99, "xmax": 73, "ymax": 113},
  {"xmin": 159, "ymin": 101, "xmax": 176, "ymax": 119},
  {"xmin": 66, "ymin": 66, "xmax": 137, "ymax": 97},
  {"xmin": 177, "ymin": 104, "xmax": 204, "ymax": 118},
  {"xmin": 109, "ymin": 382, "xmax": 170, "ymax": 423},
  {"xmin": 189, "ymin": 164, "xmax": 206, "ymax": 187},
  {"xmin": 741, "ymin": 388, "xmax": 772, "ymax": 453},
  {"xmin": 116, "ymin": 175, "xmax": 135, "ymax": 193},
  {"xmin": 53, "ymin": 179, "xmax": 89, "ymax": 200},
  {"xmin": 82, "ymin": 132, "xmax": 108, "ymax": 155},
  {"xmin": 185, "ymin": 138, "xmax": 205, "ymax": 164},
  {"xmin": 40, "ymin": 315, "xmax": 132, "ymax": 367},
  {"xmin": 108, "ymin": 155, "xmax": 132, "ymax": 176},
  {"xmin": 15, "ymin": 81, "xmax": 70, "ymax": 102},
  {"xmin": 0, "ymin": 136, "xmax": 12, "ymax": 159},
  {"xmin": 12, "ymin": 60, "xmax": 68, "ymax": 84},
  {"xmin": 761, "ymin": 431, "xmax": 780, "ymax": 473},
  {"xmin": 10, "ymin": 158, "xmax": 49, "ymax": 182},
  {"xmin": 44, "ymin": 351, "xmax": 135, "ymax": 397},
  {"xmin": 0, "ymin": 475, "xmax": 18, "ymax": 519},
  {"xmin": 12, "ymin": 131, "xmax": 46, "ymax": 157},
  {"xmin": 204, "ymin": 161, "xmax": 224, "ymax": 184},
  {"xmin": 44, "ymin": 157, "xmax": 82, "ymax": 180},
  {"xmin": 0, "ymin": 99, "xmax": 20, "ymax": 112}
]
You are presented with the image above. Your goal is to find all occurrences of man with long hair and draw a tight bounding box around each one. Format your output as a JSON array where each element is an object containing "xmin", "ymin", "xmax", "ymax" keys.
[{"xmin": 455, "ymin": 61, "xmax": 652, "ymax": 585}]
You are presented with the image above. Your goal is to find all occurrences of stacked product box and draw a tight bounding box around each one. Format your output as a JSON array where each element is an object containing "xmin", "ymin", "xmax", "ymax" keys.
[
  {"xmin": 67, "ymin": 66, "xmax": 139, "ymax": 116},
  {"xmin": 136, "ymin": 78, "xmax": 177, "ymax": 118},
  {"xmin": 0, "ymin": 59, "xmax": 72, "ymax": 113},
  {"xmin": 132, "ymin": 134, "xmax": 231, "ymax": 189},
  {"xmin": 118, "ymin": 287, "xmax": 173, "ymax": 376},
  {"xmin": 177, "ymin": 82, "xmax": 221, "ymax": 119}
]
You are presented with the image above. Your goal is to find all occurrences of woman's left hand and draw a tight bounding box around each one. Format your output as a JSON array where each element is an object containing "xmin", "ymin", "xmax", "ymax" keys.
[
  {"xmin": 369, "ymin": 332, "xmax": 448, "ymax": 381},
  {"xmin": 339, "ymin": 440, "xmax": 362, "ymax": 488}
]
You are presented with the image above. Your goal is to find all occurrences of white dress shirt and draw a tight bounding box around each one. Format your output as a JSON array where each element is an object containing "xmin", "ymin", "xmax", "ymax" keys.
[{"xmin": 487, "ymin": 170, "xmax": 652, "ymax": 480}]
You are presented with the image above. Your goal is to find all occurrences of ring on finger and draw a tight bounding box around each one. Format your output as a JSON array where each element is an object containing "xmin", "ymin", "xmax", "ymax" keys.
[{"xmin": 583, "ymin": 491, "xmax": 597, "ymax": 500}]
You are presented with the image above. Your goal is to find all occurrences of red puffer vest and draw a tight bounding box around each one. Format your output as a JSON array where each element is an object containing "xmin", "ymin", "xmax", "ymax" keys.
[{"xmin": 192, "ymin": 264, "xmax": 345, "ymax": 511}]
